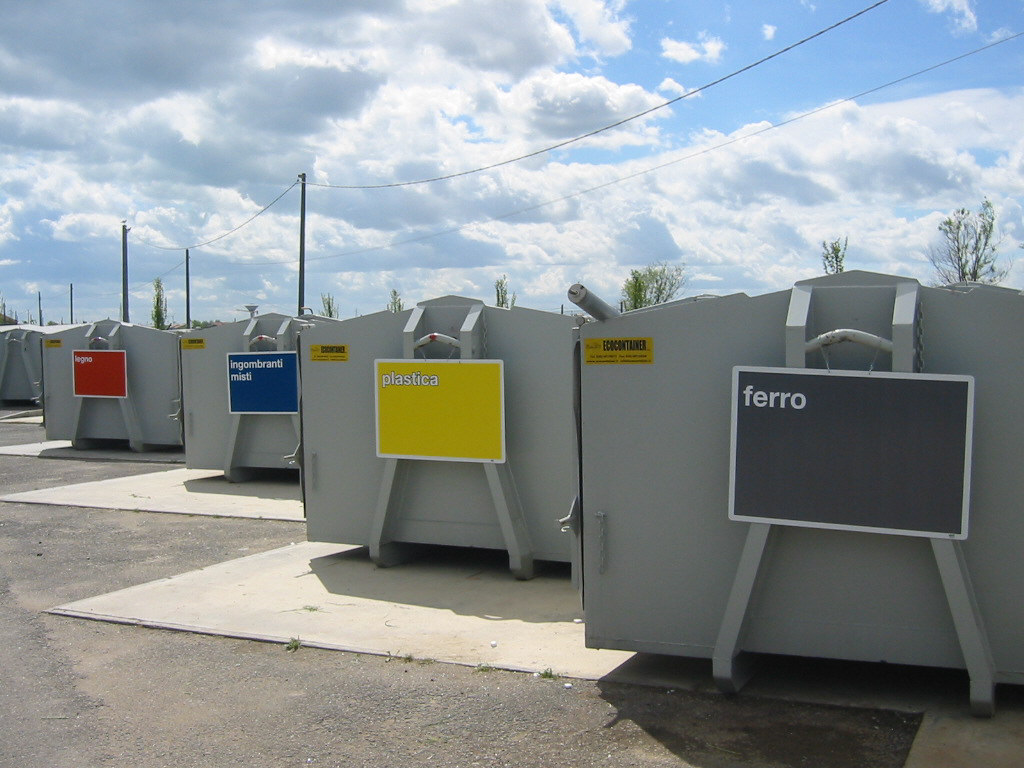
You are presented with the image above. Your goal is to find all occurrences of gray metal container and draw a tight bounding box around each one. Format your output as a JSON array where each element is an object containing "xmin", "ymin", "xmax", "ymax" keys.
[
  {"xmin": 41, "ymin": 320, "xmax": 182, "ymax": 450},
  {"xmin": 570, "ymin": 271, "xmax": 1023, "ymax": 715},
  {"xmin": 179, "ymin": 312, "xmax": 339, "ymax": 481},
  {"xmin": 300, "ymin": 296, "xmax": 579, "ymax": 579},
  {"xmin": 1, "ymin": 325, "xmax": 47, "ymax": 402}
]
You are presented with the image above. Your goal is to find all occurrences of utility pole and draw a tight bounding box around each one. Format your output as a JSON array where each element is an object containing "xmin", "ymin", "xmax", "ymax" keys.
[
  {"xmin": 121, "ymin": 221, "xmax": 131, "ymax": 322},
  {"xmin": 70, "ymin": 284, "xmax": 74, "ymax": 324},
  {"xmin": 37, "ymin": 291, "xmax": 43, "ymax": 325},
  {"xmin": 185, "ymin": 248, "xmax": 191, "ymax": 328},
  {"xmin": 298, "ymin": 172, "xmax": 306, "ymax": 316}
]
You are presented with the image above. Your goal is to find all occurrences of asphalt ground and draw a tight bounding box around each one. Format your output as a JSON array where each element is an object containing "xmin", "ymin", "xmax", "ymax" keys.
[{"xmin": 0, "ymin": 406, "xmax": 983, "ymax": 767}]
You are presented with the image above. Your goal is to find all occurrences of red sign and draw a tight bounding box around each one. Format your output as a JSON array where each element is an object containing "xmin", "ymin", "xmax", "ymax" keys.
[{"xmin": 72, "ymin": 350, "xmax": 128, "ymax": 398}]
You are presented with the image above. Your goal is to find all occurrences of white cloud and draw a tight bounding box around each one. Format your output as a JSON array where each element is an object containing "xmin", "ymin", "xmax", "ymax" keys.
[
  {"xmin": 762, "ymin": 24, "xmax": 777, "ymax": 41},
  {"xmin": 920, "ymin": 0, "xmax": 978, "ymax": 33},
  {"xmin": 45, "ymin": 212, "xmax": 126, "ymax": 242},
  {"xmin": 0, "ymin": 96, "xmax": 95, "ymax": 149},
  {"xmin": 554, "ymin": 0, "xmax": 633, "ymax": 56},
  {"xmin": 657, "ymin": 78, "xmax": 691, "ymax": 97},
  {"xmin": 661, "ymin": 32, "xmax": 726, "ymax": 65},
  {"xmin": 410, "ymin": 0, "xmax": 578, "ymax": 76},
  {"xmin": 1, "ymin": 2, "xmax": 1021, "ymax": 323},
  {"xmin": 987, "ymin": 27, "xmax": 1014, "ymax": 44},
  {"xmin": 500, "ymin": 71, "xmax": 665, "ymax": 141}
]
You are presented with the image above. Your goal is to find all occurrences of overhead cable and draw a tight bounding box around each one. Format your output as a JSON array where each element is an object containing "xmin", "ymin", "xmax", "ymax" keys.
[
  {"xmin": 122, "ymin": 1, "xmax": 890, "ymax": 262},
  {"xmin": 133, "ymin": 180, "xmax": 298, "ymax": 252},
  {"xmin": 234, "ymin": 30, "xmax": 1021, "ymax": 267},
  {"xmin": 310, "ymin": 0, "xmax": 892, "ymax": 190}
]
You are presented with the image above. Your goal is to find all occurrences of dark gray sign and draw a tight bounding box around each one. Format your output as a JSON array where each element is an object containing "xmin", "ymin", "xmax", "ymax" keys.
[{"xmin": 729, "ymin": 367, "xmax": 973, "ymax": 538}]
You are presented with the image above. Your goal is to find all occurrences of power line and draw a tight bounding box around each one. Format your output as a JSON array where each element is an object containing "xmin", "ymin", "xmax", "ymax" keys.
[
  {"xmin": 309, "ymin": 0, "xmax": 892, "ymax": 191},
  {"xmin": 132, "ymin": 180, "xmax": 299, "ymax": 252},
  {"xmin": 234, "ymin": 30, "xmax": 1022, "ymax": 268},
  {"xmin": 109, "ymin": 1, "xmax": 892, "ymax": 268},
  {"xmin": 36, "ymin": 20, "xmax": 1020, "ymax": 305}
]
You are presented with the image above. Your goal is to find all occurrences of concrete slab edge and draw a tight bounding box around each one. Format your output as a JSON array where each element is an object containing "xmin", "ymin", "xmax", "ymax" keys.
[
  {"xmin": 0, "ymin": 440, "xmax": 184, "ymax": 463},
  {"xmin": 45, "ymin": 606, "xmax": 588, "ymax": 680},
  {"xmin": 0, "ymin": 493, "xmax": 304, "ymax": 522}
]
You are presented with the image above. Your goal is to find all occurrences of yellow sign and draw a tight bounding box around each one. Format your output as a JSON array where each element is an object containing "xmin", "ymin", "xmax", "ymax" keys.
[
  {"xmin": 584, "ymin": 337, "xmax": 654, "ymax": 364},
  {"xmin": 310, "ymin": 343, "xmax": 349, "ymax": 362},
  {"xmin": 181, "ymin": 337, "xmax": 206, "ymax": 350},
  {"xmin": 375, "ymin": 359, "xmax": 505, "ymax": 462},
  {"xmin": 44, "ymin": 339, "xmax": 63, "ymax": 348}
]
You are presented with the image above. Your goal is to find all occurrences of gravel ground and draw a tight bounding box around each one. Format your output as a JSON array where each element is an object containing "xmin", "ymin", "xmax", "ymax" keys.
[{"xmin": 0, "ymin": 411, "xmax": 921, "ymax": 767}]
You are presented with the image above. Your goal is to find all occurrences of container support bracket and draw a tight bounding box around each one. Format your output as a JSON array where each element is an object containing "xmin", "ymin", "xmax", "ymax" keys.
[
  {"xmin": 222, "ymin": 412, "xmax": 301, "ymax": 482},
  {"xmin": 223, "ymin": 413, "xmax": 246, "ymax": 481},
  {"xmin": 932, "ymin": 538, "xmax": 995, "ymax": 717},
  {"xmin": 369, "ymin": 458, "xmax": 535, "ymax": 579},
  {"xmin": 483, "ymin": 462, "xmax": 534, "ymax": 580},
  {"xmin": 712, "ymin": 522, "xmax": 773, "ymax": 693},
  {"xmin": 369, "ymin": 458, "xmax": 416, "ymax": 568},
  {"xmin": 70, "ymin": 392, "xmax": 145, "ymax": 452},
  {"xmin": 118, "ymin": 396, "xmax": 146, "ymax": 452}
]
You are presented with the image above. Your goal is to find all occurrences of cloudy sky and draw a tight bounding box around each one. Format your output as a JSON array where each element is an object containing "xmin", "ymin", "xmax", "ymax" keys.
[{"xmin": 2, "ymin": 0, "xmax": 1023, "ymax": 325}]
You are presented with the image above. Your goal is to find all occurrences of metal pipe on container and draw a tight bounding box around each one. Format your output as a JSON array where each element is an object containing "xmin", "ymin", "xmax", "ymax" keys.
[{"xmin": 567, "ymin": 284, "xmax": 620, "ymax": 321}]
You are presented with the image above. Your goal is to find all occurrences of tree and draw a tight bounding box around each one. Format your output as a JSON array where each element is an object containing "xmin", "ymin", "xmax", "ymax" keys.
[
  {"xmin": 320, "ymin": 293, "xmax": 338, "ymax": 318},
  {"xmin": 821, "ymin": 237, "xmax": 847, "ymax": 275},
  {"xmin": 494, "ymin": 275, "xmax": 517, "ymax": 308},
  {"xmin": 928, "ymin": 198, "xmax": 1009, "ymax": 285},
  {"xmin": 151, "ymin": 278, "xmax": 169, "ymax": 329},
  {"xmin": 387, "ymin": 289, "xmax": 404, "ymax": 313},
  {"xmin": 620, "ymin": 261, "xmax": 686, "ymax": 311}
]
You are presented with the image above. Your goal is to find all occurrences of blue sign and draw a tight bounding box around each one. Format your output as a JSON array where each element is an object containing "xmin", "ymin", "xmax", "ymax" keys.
[{"xmin": 227, "ymin": 351, "xmax": 299, "ymax": 414}]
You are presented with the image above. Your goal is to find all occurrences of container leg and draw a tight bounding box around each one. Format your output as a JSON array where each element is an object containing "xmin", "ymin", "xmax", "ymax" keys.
[
  {"xmin": 713, "ymin": 523, "xmax": 773, "ymax": 694},
  {"xmin": 484, "ymin": 463, "xmax": 534, "ymax": 580},
  {"xmin": 370, "ymin": 459, "xmax": 417, "ymax": 568},
  {"xmin": 931, "ymin": 538, "xmax": 996, "ymax": 717},
  {"xmin": 119, "ymin": 398, "xmax": 145, "ymax": 452},
  {"xmin": 223, "ymin": 413, "xmax": 243, "ymax": 480}
]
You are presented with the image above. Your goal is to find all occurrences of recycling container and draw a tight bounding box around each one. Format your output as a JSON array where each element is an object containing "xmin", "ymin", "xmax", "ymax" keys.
[
  {"xmin": 568, "ymin": 270, "xmax": 1023, "ymax": 715},
  {"xmin": 300, "ymin": 296, "xmax": 579, "ymax": 578},
  {"xmin": 179, "ymin": 311, "xmax": 339, "ymax": 481},
  {"xmin": 0, "ymin": 325, "xmax": 57, "ymax": 403},
  {"xmin": 41, "ymin": 320, "xmax": 182, "ymax": 450}
]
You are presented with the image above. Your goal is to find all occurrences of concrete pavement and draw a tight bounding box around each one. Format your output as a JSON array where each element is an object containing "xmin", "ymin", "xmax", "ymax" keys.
[{"xmin": 1, "ymin": 427, "xmax": 1021, "ymax": 766}]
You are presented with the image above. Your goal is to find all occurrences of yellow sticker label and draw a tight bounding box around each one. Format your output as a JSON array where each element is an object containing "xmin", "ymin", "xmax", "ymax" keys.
[
  {"xmin": 584, "ymin": 337, "xmax": 654, "ymax": 364},
  {"xmin": 181, "ymin": 338, "xmax": 206, "ymax": 350},
  {"xmin": 44, "ymin": 339, "xmax": 63, "ymax": 348},
  {"xmin": 310, "ymin": 343, "xmax": 349, "ymax": 362},
  {"xmin": 375, "ymin": 359, "xmax": 505, "ymax": 462}
]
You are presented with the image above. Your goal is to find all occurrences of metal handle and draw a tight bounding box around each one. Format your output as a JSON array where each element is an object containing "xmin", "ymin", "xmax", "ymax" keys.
[
  {"xmin": 413, "ymin": 332, "xmax": 460, "ymax": 350},
  {"xmin": 805, "ymin": 328, "xmax": 893, "ymax": 355},
  {"xmin": 559, "ymin": 495, "xmax": 581, "ymax": 535},
  {"xmin": 248, "ymin": 334, "xmax": 276, "ymax": 348}
]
